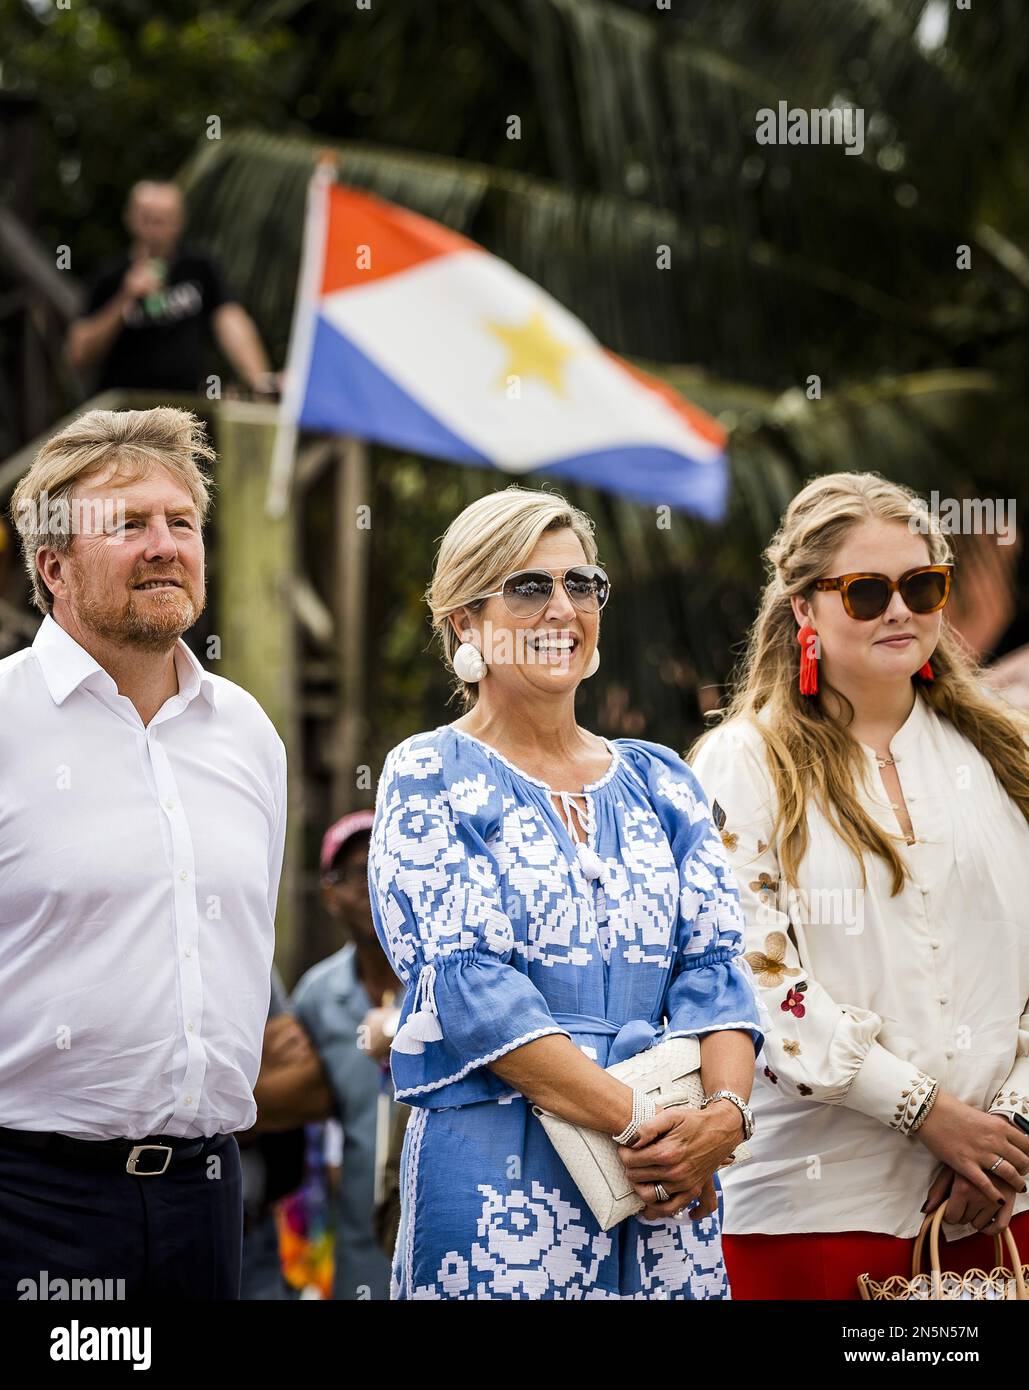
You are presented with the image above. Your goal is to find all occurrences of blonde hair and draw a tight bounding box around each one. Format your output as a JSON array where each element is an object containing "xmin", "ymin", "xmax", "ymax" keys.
[
  {"xmin": 691, "ymin": 471, "xmax": 1029, "ymax": 894},
  {"xmin": 10, "ymin": 407, "xmax": 214, "ymax": 614},
  {"xmin": 427, "ymin": 485, "xmax": 599, "ymax": 709}
]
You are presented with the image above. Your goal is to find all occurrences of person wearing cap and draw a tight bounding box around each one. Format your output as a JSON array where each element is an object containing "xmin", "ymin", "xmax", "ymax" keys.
[{"xmin": 289, "ymin": 811, "xmax": 402, "ymax": 1300}]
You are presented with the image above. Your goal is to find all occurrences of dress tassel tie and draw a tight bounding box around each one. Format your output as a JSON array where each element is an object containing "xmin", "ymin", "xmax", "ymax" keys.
[
  {"xmin": 391, "ymin": 963, "xmax": 443, "ymax": 1055},
  {"xmin": 576, "ymin": 841, "xmax": 604, "ymax": 881},
  {"xmin": 555, "ymin": 790, "xmax": 604, "ymax": 881}
]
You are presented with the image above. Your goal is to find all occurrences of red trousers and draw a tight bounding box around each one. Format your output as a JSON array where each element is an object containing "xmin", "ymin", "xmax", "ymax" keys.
[{"xmin": 722, "ymin": 1210, "xmax": 1029, "ymax": 1300}]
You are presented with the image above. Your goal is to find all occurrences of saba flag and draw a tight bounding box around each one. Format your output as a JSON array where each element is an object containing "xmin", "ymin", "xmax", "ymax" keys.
[{"xmin": 281, "ymin": 171, "xmax": 729, "ymax": 518}]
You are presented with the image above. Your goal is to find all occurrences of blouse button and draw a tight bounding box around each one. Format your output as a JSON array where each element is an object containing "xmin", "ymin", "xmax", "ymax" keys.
[
  {"xmin": 938, "ymin": 995, "xmax": 948, "ymax": 1005},
  {"xmin": 944, "ymin": 1049, "xmax": 955, "ymax": 1060},
  {"xmin": 930, "ymin": 939, "xmax": 941, "ymax": 950}
]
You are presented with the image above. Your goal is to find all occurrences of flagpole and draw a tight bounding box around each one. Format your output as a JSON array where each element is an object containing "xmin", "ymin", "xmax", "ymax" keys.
[
  {"xmin": 333, "ymin": 434, "xmax": 370, "ymax": 817},
  {"xmin": 266, "ymin": 155, "xmax": 336, "ymax": 520}
]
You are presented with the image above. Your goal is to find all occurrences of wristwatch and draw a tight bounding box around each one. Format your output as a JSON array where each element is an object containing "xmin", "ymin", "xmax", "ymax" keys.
[{"xmin": 700, "ymin": 1089, "xmax": 755, "ymax": 1142}]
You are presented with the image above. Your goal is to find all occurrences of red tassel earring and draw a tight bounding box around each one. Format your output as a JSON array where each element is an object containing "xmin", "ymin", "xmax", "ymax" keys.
[
  {"xmin": 916, "ymin": 660, "xmax": 934, "ymax": 681},
  {"xmin": 797, "ymin": 625, "xmax": 819, "ymax": 696}
]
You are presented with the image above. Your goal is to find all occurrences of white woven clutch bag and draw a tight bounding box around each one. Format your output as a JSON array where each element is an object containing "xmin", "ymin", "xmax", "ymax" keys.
[{"xmin": 531, "ymin": 1037, "xmax": 749, "ymax": 1231}]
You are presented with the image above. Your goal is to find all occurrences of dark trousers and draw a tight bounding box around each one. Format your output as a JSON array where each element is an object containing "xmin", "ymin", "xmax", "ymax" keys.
[{"xmin": 0, "ymin": 1132, "xmax": 243, "ymax": 1301}]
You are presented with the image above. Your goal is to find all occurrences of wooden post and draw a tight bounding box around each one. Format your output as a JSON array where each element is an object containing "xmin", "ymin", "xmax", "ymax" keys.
[
  {"xmin": 214, "ymin": 399, "xmax": 301, "ymax": 981},
  {"xmin": 333, "ymin": 436, "xmax": 370, "ymax": 816}
]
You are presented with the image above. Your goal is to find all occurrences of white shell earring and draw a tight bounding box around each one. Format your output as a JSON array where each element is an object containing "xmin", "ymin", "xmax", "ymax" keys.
[
  {"xmin": 583, "ymin": 647, "xmax": 600, "ymax": 678},
  {"xmin": 453, "ymin": 641, "xmax": 488, "ymax": 683}
]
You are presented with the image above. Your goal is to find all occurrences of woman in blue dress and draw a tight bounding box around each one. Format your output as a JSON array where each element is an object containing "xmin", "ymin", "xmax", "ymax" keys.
[{"xmin": 368, "ymin": 487, "xmax": 766, "ymax": 1299}]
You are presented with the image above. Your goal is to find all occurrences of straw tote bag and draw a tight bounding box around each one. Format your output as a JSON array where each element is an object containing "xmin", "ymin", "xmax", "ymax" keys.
[
  {"xmin": 531, "ymin": 1036, "xmax": 749, "ymax": 1231},
  {"xmin": 858, "ymin": 1205, "xmax": 1029, "ymax": 1300}
]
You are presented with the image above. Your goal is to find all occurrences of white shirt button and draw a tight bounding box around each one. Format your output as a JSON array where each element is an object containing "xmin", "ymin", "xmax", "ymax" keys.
[
  {"xmin": 165, "ymin": 798, "xmax": 176, "ymax": 810},
  {"xmin": 184, "ymin": 1095, "xmax": 193, "ymax": 1105},
  {"xmin": 187, "ymin": 1021, "xmax": 195, "ymax": 1032},
  {"xmin": 938, "ymin": 995, "xmax": 948, "ymax": 1005},
  {"xmin": 944, "ymin": 1049, "xmax": 954, "ymax": 1060},
  {"xmin": 184, "ymin": 947, "xmax": 192, "ymax": 958},
  {"xmin": 179, "ymin": 870, "xmax": 188, "ymax": 881},
  {"xmin": 930, "ymin": 939, "xmax": 941, "ymax": 949}
]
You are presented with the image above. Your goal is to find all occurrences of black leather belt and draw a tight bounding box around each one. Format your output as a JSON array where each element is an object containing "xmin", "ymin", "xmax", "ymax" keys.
[{"xmin": 0, "ymin": 1125, "xmax": 230, "ymax": 1175}]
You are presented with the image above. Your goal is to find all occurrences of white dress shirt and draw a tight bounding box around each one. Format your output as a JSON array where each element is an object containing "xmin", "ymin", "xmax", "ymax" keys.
[
  {"xmin": 691, "ymin": 692, "xmax": 1029, "ymax": 1241},
  {"xmin": 0, "ymin": 615, "xmax": 287, "ymax": 1140}
]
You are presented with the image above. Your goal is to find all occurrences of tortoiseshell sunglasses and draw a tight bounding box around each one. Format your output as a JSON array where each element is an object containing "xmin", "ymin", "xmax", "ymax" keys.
[{"xmin": 813, "ymin": 564, "xmax": 954, "ymax": 621}]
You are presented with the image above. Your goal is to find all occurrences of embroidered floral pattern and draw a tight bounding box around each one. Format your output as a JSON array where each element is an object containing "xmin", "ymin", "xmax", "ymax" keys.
[
  {"xmin": 763, "ymin": 1065, "xmax": 779, "ymax": 1084},
  {"xmin": 782, "ymin": 1038, "xmax": 801, "ymax": 1057},
  {"xmin": 781, "ymin": 983, "xmax": 808, "ymax": 1018},
  {"xmin": 655, "ymin": 771, "xmax": 711, "ymax": 824},
  {"xmin": 749, "ymin": 871, "xmax": 779, "ymax": 900},
  {"xmin": 371, "ymin": 729, "xmax": 762, "ymax": 1300},
  {"xmin": 406, "ymin": 1177, "xmax": 728, "ymax": 1300},
  {"xmin": 633, "ymin": 1215, "xmax": 727, "ymax": 1300},
  {"xmin": 467, "ymin": 1182, "xmax": 612, "ymax": 1299},
  {"xmin": 493, "ymin": 801, "xmax": 593, "ymax": 969},
  {"xmin": 709, "ymin": 799, "xmax": 739, "ymax": 853},
  {"xmin": 990, "ymin": 1088, "xmax": 1029, "ymax": 1120},
  {"xmin": 744, "ymin": 930, "xmax": 801, "ymax": 988},
  {"xmin": 891, "ymin": 1070, "xmax": 936, "ymax": 1133}
]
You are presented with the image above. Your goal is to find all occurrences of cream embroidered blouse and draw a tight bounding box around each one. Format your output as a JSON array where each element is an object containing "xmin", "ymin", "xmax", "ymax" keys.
[{"xmin": 691, "ymin": 692, "xmax": 1029, "ymax": 1241}]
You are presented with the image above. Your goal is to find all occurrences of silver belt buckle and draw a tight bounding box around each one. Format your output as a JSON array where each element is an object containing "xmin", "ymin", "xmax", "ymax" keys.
[{"xmin": 126, "ymin": 1143, "xmax": 173, "ymax": 1176}]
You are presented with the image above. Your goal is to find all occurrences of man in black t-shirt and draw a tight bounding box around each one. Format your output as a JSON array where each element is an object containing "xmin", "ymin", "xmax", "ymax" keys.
[{"xmin": 66, "ymin": 180, "xmax": 277, "ymax": 396}]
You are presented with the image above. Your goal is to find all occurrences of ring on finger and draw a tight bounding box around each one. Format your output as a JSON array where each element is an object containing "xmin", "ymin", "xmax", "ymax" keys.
[
  {"xmin": 653, "ymin": 1182, "xmax": 670, "ymax": 1203},
  {"xmin": 987, "ymin": 1156, "xmax": 1003, "ymax": 1174}
]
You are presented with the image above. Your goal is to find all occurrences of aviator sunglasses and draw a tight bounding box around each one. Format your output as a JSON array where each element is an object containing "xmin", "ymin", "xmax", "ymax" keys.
[
  {"xmin": 472, "ymin": 565, "xmax": 611, "ymax": 618},
  {"xmin": 813, "ymin": 564, "xmax": 954, "ymax": 621}
]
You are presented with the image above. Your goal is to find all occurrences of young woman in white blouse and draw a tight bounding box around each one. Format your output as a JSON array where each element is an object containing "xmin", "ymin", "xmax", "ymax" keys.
[{"xmin": 690, "ymin": 471, "xmax": 1029, "ymax": 1299}]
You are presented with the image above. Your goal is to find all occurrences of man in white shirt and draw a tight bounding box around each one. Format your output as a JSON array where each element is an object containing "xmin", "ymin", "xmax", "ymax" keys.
[{"xmin": 0, "ymin": 406, "xmax": 287, "ymax": 1301}]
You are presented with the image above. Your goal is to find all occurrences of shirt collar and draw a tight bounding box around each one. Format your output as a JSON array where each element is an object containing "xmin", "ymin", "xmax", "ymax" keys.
[
  {"xmin": 892, "ymin": 688, "xmax": 932, "ymax": 749},
  {"xmin": 33, "ymin": 614, "xmax": 218, "ymax": 712},
  {"xmin": 332, "ymin": 942, "xmax": 362, "ymax": 1004},
  {"xmin": 856, "ymin": 687, "xmax": 931, "ymax": 760}
]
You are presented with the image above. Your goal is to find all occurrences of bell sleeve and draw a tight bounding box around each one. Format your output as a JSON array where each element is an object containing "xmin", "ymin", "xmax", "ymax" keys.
[
  {"xmin": 620, "ymin": 739, "xmax": 767, "ymax": 1054},
  {"xmin": 367, "ymin": 732, "xmax": 571, "ymax": 1109},
  {"xmin": 691, "ymin": 721, "xmax": 937, "ymax": 1133}
]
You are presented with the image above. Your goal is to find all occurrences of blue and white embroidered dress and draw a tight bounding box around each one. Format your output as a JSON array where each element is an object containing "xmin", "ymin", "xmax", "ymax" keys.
[{"xmin": 368, "ymin": 724, "xmax": 765, "ymax": 1300}]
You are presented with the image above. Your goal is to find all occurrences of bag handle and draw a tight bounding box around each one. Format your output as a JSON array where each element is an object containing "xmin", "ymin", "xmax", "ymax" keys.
[{"xmin": 911, "ymin": 1204, "xmax": 1027, "ymax": 1299}]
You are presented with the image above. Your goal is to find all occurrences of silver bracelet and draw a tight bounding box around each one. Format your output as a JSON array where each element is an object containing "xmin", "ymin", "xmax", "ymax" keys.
[
  {"xmin": 612, "ymin": 1088, "xmax": 656, "ymax": 1145},
  {"xmin": 701, "ymin": 1089, "xmax": 755, "ymax": 1142}
]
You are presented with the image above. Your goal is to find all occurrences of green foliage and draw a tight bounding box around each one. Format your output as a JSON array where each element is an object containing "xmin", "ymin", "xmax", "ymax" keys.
[
  {"xmin": 6, "ymin": 0, "xmax": 1029, "ymax": 759},
  {"xmin": 1, "ymin": 0, "xmax": 296, "ymax": 268}
]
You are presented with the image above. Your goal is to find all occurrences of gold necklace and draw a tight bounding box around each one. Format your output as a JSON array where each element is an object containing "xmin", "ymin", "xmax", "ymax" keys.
[{"xmin": 875, "ymin": 752, "xmax": 899, "ymax": 768}]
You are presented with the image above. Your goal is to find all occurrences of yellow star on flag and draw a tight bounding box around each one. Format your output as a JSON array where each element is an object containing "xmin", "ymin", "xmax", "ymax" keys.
[{"xmin": 484, "ymin": 308, "xmax": 577, "ymax": 396}]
